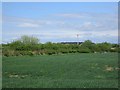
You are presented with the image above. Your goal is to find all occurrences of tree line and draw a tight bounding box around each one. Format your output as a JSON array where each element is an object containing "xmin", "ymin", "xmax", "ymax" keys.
[{"xmin": 2, "ymin": 35, "xmax": 120, "ymax": 57}]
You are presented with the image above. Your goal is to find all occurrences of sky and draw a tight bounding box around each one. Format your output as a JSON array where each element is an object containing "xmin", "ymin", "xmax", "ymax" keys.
[{"xmin": 2, "ymin": 2, "xmax": 118, "ymax": 43}]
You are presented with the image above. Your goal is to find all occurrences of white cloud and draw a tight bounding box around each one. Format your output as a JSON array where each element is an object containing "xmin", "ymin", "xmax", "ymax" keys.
[
  {"xmin": 17, "ymin": 23, "xmax": 40, "ymax": 28},
  {"xmin": 3, "ymin": 28, "xmax": 118, "ymax": 43},
  {"xmin": 57, "ymin": 13, "xmax": 84, "ymax": 18},
  {"xmin": 3, "ymin": 12, "xmax": 118, "ymax": 43}
]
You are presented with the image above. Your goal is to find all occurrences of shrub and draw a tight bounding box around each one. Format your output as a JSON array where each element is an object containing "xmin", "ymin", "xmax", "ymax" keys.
[
  {"xmin": 2, "ymin": 39, "xmax": 119, "ymax": 56},
  {"xmin": 78, "ymin": 47, "xmax": 91, "ymax": 53}
]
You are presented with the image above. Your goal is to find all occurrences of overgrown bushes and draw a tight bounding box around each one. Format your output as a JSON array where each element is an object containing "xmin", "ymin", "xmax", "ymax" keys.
[{"xmin": 1, "ymin": 36, "xmax": 120, "ymax": 57}]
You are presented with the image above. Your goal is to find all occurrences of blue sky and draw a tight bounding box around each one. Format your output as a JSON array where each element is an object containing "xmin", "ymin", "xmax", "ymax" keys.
[{"xmin": 2, "ymin": 2, "xmax": 118, "ymax": 43}]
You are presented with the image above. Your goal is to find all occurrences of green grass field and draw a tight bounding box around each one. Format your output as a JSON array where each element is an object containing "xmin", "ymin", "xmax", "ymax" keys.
[{"xmin": 2, "ymin": 53, "xmax": 118, "ymax": 88}]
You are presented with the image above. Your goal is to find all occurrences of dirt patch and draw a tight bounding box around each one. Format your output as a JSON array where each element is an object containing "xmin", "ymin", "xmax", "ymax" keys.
[
  {"xmin": 8, "ymin": 74, "xmax": 28, "ymax": 78},
  {"xmin": 104, "ymin": 65, "xmax": 114, "ymax": 72}
]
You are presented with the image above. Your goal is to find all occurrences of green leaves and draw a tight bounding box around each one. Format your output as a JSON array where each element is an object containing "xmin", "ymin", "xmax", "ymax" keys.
[{"xmin": 2, "ymin": 38, "xmax": 119, "ymax": 56}]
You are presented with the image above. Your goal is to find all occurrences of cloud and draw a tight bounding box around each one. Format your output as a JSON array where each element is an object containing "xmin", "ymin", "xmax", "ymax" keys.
[
  {"xmin": 17, "ymin": 23, "xmax": 39, "ymax": 28},
  {"xmin": 2, "ymin": 11, "xmax": 118, "ymax": 43},
  {"xmin": 3, "ymin": 16, "xmax": 66, "ymax": 28},
  {"xmin": 57, "ymin": 12, "xmax": 117, "ymax": 19},
  {"xmin": 57, "ymin": 13, "xmax": 85, "ymax": 18},
  {"xmin": 3, "ymin": 29, "xmax": 118, "ymax": 44},
  {"xmin": 55, "ymin": 12, "xmax": 117, "ymax": 31}
]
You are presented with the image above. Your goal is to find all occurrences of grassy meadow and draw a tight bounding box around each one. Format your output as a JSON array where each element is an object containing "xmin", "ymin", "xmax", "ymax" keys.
[{"xmin": 2, "ymin": 53, "xmax": 118, "ymax": 88}]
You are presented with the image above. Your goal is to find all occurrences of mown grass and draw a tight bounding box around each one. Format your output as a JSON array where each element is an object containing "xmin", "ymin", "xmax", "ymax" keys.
[{"xmin": 2, "ymin": 53, "xmax": 118, "ymax": 88}]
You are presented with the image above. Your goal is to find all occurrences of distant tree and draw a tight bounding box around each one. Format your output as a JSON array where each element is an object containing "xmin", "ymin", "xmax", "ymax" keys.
[
  {"xmin": 81, "ymin": 40, "xmax": 95, "ymax": 52},
  {"xmin": 2, "ymin": 37, "xmax": 119, "ymax": 57},
  {"xmin": 8, "ymin": 35, "xmax": 40, "ymax": 51},
  {"xmin": 98, "ymin": 42, "xmax": 112, "ymax": 52},
  {"xmin": 81, "ymin": 40, "xmax": 93, "ymax": 47},
  {"xmin": 20, "ymin": 35, "xmax": 39, "ymax": 45}
]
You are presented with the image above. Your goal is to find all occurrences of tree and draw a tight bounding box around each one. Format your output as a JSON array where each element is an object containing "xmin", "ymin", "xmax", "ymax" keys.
[
  {"xmin": 81, "ymin": 40, "xmax": 93, "ymax": 47},
  {"xmin": 20, "ymin": 35, "xmax": 39, "ymax": 45},
  {"xmin": 81, "ymin": 40, "xmax": 95, "ymax": 52},
  {"xmin": 98, "ymin": 42, "xmax": 112, "ymax": 52}
]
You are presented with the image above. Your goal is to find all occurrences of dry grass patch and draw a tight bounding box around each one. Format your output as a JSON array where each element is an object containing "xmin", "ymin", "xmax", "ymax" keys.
[{"xmin": 104, "ymin": 65, "xmax": 114, "ymax": 72}]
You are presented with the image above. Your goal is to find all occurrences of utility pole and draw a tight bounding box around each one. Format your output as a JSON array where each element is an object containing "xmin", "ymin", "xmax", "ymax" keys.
[{"xmin": 76, "ymin": 34, "xmax": 80, "ymax": 45}]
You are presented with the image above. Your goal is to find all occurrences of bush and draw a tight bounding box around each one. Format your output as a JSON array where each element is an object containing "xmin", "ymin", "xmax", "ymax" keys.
[
  {"xmin": 109, "ymin": 49, "xmax": 117, "ymax": 52},
  {"xmin": 78, "ymin": 47, "xmax": 91, "ymax": 53},
  {"xmin": 2, "ymin": 39, "xmax": 119, "ymax": 56}
]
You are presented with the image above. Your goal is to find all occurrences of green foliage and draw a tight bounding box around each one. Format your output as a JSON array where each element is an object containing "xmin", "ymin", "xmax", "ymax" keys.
[
  {"xmin": 78, "ymin": 47, "xmax": 91, "ymax": 53},
  {"xmin": 81, "ymin": 40, "xmax": 93, "ymax": 48},
  {"xmin": 2, "ymin": 36, "xmax": 119, "ymax": 56},
  {"xmin": 20, "ymin": 35, "xmax": 39, "ymax": 45},
  {"xmin": 97, "ymin": 42, "xmax": 112, "ymax": 52}
]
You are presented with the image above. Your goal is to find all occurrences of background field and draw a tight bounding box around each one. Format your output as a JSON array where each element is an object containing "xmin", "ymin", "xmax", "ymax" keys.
[{"xmin": 2, "ymin": 53, "xmax": 118, "ymax": 88}]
